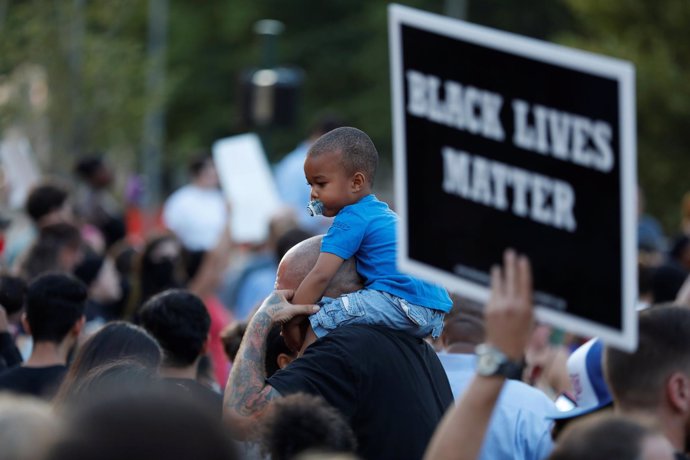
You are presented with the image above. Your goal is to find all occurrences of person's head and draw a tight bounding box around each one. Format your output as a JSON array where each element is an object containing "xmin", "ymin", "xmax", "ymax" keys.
[
  {"xmin": 275, "ymin": 235, "xmax": 363, "ymax": 297},
  {"xmin": 549, "ymin": 338, "xmax": 614, "ymax": 440},
  {"xmin": 74, "ymin": 156, "xmax": 113, "ymax": 189},
  {"xmin": 547, "ymin": 413, "xmax": 674, "ymax": 460},
  {"xmin": 137, "ymin": 234, "xmax": 185, "ymax": 305},
  {"xmin": 24, "ymin": 273, "xmax": 86, "ymax": 344},
  {"xmin": 0, "ymin": 393, "xmax": 60, "ymax": 460},
  {"xmin": 188, "ymin": 154, "xmax": 218, "ymax": 189},
  {"xmin": 138, "ymin": 289, "xmax": 210, "ymax": 369},
  {"xmin": 0, "ymin": 275, "xmax": 27, "ymax": 322},
  {"xmin": 261, "ymin": 393, "xmax": 357, "ymax": 460},
  {"xmin": 220, "ymin": 321, "xmax": 247, "ymax": 362},
  {"xmin": 605, "ymin": 306, "xmax": 690, "ymax": 415},
  {"xmin": 45, "ymin": 387, "xmax": 238, "ymax": 460},
  {"xmin": 265, "ymin": 325, "xmax": 297, "ymax": 377},
  {"xmin": 25, "ymin": 182, "xmax": 72, "ymax": 227},
  {"xmin": 440, "ymin": 294, "xmax": 485, "ymax": 352},
  {"xmin": 74, "ymin": 255, "xmax": 122, "ymax": 304},
  {"xmin": 304, "ymin": 127, "xmax": 378, "ymax": 217},
  {"xmin": 57, "ymin": 321, "xmax": 161, "ymax": 397},
  {"xmin": 651, "ymin": 264, "xmax": 687, "ymax": 303},
  {"xmin": 20, "ymin": 222, "xmax": 84, "ymax": 280}
]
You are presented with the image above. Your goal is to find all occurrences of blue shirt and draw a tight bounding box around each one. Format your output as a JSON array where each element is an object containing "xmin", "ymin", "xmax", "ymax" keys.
[
  {"xmin": 321, "ymin": 195, "xmax": 452, "ymax": 312},
  {"xmin": 438, "ymin": 353, "xmax": 555, "ymax": 460}
]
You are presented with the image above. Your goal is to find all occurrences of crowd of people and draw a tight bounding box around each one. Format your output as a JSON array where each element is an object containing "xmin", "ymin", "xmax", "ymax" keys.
[{"xmin": 0, "ymin": 118, "xmax": 689, "ymax": 460}]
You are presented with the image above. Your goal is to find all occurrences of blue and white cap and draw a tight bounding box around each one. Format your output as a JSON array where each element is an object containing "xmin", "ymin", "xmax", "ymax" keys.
[{"xmin": 548, "ymin": 338, "xmax": 613, "ymax": 420}]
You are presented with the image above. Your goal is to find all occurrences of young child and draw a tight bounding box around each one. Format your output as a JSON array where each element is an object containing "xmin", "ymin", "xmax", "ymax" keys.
[{"xmin": 291, "ymin": 127, "xmax": 452, "ymax": 348}]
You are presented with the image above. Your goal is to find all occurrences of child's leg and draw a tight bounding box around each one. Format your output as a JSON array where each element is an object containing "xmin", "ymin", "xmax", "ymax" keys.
[
  {"xmin": 340, "ymin": 290, "xmax": 446, "ymax": 338},
  {"xmin": 306, "ymin": 290, "xmax": 446, "ymax": 340}
]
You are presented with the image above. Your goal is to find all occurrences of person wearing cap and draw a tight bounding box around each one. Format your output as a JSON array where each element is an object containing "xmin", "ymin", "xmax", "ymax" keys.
[
  {"xmin": 437, "ymin": 294, "xmax": 556, "ymax": 460},
  {"xmin": 548, "ymin": 338, "xmax": 613, "ymax": 439},
  {"xmin": 605, "ymin": 306, "xmax": 690, "ymax": 460}
]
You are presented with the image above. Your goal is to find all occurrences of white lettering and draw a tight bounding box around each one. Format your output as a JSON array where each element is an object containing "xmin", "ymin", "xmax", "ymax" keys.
[
  {"xmin": 441, "ymin": 147, "xmax": 577, "ymax": 232},
  {"xmin": 405, "ymin": 69, "xmax": 505, "ymax": 143},
  {"xmin": 405, "ymin": 70, "xmax": 427, "ymax": 117}
]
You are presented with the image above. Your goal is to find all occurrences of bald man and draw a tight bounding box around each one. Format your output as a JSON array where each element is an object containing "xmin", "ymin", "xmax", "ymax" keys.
[{"xmin": 224, "ymin": 236, "xmax": 453, "ymax": 460}]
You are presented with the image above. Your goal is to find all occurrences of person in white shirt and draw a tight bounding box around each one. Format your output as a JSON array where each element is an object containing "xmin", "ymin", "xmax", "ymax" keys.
[{"xmin": 163, "ymin": 156, "xmax": 228, "ymax": 252}]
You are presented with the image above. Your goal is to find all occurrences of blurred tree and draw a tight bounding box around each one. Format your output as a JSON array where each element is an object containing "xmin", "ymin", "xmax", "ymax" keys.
[
  {"xmin": 469, "ymin": 0, "xmax": 574, "ymax": 39},
  {"xmin": 0, "ymin": 0, "xmax": 147, "ymax": 173},
  {"xmin": 164, "ymin": 0, "xmax": 446, "ymax": 166},
  {"xmin": 559, "ymin": 0, "xmax": 690, "ymax": 232},
  {"xmin": 3, "ymin": 0, "xmax": 686, "ymax": 230}
]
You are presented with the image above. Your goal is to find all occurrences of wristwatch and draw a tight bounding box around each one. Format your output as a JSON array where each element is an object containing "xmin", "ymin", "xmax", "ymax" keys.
[{"xmin": 475, "ymin": 343, "xmax": 524, "ymax": 379}]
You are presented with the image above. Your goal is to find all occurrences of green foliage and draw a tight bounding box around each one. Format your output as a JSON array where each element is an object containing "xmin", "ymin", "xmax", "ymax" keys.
[
  {"xmin": 0, "ymin": 0, "xmax": 147, "ymax": 171},
  {"xmin": 1, "ymin": 0, "xmax": 688, "ymax": 227},
  {"xmin": 559, "ymin": 0, "xmax": 690, "ymax": 231}
]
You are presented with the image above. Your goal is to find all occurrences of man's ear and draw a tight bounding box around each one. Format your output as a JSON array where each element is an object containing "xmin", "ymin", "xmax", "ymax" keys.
[
  {"xmin": 351, "ymin": 172, "xmax": 366, "ymax": 192},
  {"xmin": 666, "ymin": 372, "xmax": 690, "ymax": 414},
  {"xmin": 21, "ymin": 313, "xmax": 31, "ymax": 335},
  {"xmin": 277, "ymin": 352, "xmax": 295, "ymax": 370},
  {"xmin": 71, "ymin": 315, "xmax": 86, "ymax": 337}
]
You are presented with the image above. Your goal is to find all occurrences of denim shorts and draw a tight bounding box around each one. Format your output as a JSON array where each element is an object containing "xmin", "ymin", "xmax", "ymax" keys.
[{"xmin": 308, "ymin": 289, "xmax": 445, "ymax": 339}]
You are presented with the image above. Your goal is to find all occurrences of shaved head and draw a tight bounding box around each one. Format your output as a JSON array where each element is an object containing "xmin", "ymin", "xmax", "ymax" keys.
[{"xmin": 276, "ymin": 235, "xmax": 363, "ymax": 298}]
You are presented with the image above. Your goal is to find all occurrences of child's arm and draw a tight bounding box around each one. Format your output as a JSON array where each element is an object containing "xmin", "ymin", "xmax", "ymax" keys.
[{"xmin": 292, "ymin": 252, "xmax": 345, "ymax": 305}]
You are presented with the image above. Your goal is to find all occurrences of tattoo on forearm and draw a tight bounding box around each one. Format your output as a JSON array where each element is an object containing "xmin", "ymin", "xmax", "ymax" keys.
[{"xmin": 225, "ymin": 294, "xmax": 285, "ymax": 418}]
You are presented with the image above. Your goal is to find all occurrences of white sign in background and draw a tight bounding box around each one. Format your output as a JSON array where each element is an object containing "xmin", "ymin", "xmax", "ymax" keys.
[{"xmin": 213, "ymin": 133, "xmax": 281, "ymax": 244}]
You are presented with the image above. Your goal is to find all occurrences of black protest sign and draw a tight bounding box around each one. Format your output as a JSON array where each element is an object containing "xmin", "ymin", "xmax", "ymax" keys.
[{"xmin": 389, "ymin": 5, "xmax": 637, "ymax": 350}]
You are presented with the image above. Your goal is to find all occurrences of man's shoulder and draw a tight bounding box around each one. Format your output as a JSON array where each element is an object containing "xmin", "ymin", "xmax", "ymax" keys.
[
  {"xmin": 0, "ymin": 364, "xmax": 19, "ymax": 382},
  {"xmin": 0, "ymin": 365, "xmax": 63, "ymax": 380},
  {"xmin": 270, "ymin": 325, "xmax": 449, "ymax": 394},
  {"xmin": 288, "ymin": 325, "xmax": 436, "ymax": 367},
  {"xmin": 324, "ymin": 324, "xmax": 422, "ymax": 344},
  {"xmin": 499, "ymin": 378, "xmax": 556, "ymax": 415},
  {"xmin": 439, "ymin": 352, "xmax": 555, "ymax": 416},
  {"xmin": 0, "ymin": 365, "xmax": 67, "ymax": 396},
  {"xmin": 163, "ymin": 378, "xmax": 223, "ymax": 418}
]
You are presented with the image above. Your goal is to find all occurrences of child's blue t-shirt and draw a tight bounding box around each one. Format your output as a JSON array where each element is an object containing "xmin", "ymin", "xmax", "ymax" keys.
[{"xmin": 321, "ymin": 194, "xmax": 452, "ymax": 312}]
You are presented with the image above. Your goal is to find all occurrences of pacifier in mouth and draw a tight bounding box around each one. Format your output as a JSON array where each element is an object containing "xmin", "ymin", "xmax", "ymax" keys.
[{"xmin": 307, "ymin": 200, "xmax": 324, "ymax": 217}]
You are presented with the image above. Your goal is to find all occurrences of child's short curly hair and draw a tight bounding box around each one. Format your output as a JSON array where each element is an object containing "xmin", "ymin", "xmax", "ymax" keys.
[
  {"xmin": 307, "ymin": 127, "xmax": 379, "ymax": 186},
  {"xmin": 260, "ymin": 393, "xmax": 357, "ymax": 460}
]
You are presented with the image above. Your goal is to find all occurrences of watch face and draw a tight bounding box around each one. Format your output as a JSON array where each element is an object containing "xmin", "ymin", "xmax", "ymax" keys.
[{"xmin": 478, "ymin": 350, "xmax": 501, "ymax": 375}]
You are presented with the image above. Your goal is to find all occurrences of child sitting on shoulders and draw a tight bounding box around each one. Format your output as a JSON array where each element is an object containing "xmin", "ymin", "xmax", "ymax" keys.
[{"xmin": 290, "ymin": 127, "xmax": 452, "ymax": 350}]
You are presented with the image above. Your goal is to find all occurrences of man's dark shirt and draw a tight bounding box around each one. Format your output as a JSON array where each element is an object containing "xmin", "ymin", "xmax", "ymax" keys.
[
  {"xmin": 164, "ymin": 378, "xmax": 223, "ymax": 419},
  {"xmin": 0, "ymin": 332, "xmax": 22, "ymax": 370},
  {"xmin": 0, "ymin": 364, "xmax": 67, "ymax": 399},
  {"xmin": 268, "ymin": 325, "xmax": 454, "ymax": 460}
]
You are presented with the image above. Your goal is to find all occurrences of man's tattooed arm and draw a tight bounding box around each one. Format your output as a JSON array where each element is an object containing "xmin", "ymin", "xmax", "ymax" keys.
[{"xmin": 223, "ymin": 290, "xmax": 317, "ymax": 435}]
